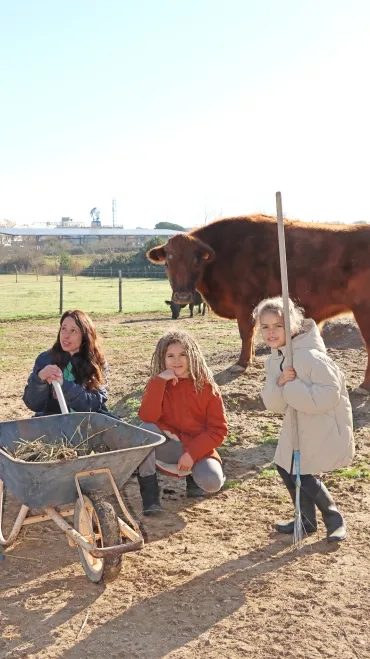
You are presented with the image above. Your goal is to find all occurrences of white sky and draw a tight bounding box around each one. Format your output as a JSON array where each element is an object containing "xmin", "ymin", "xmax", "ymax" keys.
[{"xmin": 1, "ymin": 0, "xmax": 369, "ymax": 228}]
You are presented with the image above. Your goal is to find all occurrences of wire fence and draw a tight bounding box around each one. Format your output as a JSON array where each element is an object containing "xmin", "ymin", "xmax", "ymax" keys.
[
  {"xmin": 0, "ymin": 265, "xmax": 166, "ymax": 278},
  {"xmin": 82, "ymin": 266, "xmax": 166, "ymax": 278},
  {"xmin": 0, "ymin": 273, "xmax": 172, "ymax": 320}
]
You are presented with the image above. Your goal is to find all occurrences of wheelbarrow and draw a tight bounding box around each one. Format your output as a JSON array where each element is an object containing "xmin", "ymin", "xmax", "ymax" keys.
[{"xmin": 0, "ymin": 382, "xmax": 165, "ymax": 583}]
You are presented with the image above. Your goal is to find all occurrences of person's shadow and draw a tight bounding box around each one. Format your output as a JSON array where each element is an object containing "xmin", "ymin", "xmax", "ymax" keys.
[
  {"xmin": 59, "ymin": 536, "xmax": 338, "ymax": 659},
  {"xmin": 0, "ymin": 572, "xmax": 102, "ymax": 658}
]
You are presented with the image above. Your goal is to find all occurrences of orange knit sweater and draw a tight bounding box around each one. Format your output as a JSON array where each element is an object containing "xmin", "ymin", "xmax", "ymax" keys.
[{"xmin": 139, "ymin": 376, "xmax": 228, "ymax": 463}]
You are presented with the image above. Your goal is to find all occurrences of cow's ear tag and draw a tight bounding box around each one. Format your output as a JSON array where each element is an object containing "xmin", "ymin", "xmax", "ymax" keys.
[{"xmin": 203, "ymin": 252, "xmax": 210, "ymax": 260}]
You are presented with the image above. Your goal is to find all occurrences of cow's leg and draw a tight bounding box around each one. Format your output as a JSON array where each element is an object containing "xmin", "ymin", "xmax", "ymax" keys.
[
  {"xmin": 351, "ymin": 305, "xmax": 370, "ymax": 391},
  {"xmin": 189, "ymin": 303, "xmax": 194, "ymax": 318},
  {"xmin": 202, "ymin": 303, "xmax": 206, "ymax": 316},
  {"xmin": 234, "ymin": 311, "xmax": 255, "ymax": 371}
]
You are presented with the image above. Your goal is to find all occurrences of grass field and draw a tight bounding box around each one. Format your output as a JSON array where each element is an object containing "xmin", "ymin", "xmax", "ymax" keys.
[{"xmin": 0, "ymin": 274, "xmax": 172, "ymax": 319}]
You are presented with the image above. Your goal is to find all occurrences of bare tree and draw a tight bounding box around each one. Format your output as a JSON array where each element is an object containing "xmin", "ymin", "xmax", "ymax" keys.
[{"xmin": 0, "ymin": 219, "xmax": 16, "ymax": 246}]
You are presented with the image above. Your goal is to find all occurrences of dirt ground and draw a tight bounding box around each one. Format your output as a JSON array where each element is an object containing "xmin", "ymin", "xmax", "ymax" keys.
[{"xmin": 0, "ymin": 313, "xmax": 369, "ymax": 659}]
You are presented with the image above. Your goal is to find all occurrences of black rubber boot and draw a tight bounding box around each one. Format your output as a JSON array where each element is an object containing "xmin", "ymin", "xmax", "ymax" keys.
[
  {"xmin": 137, "ymin": 473, "xmax": 163, "ymax": 516},
  {"xmin": 275, "ymin": 488, "xmax": 317, "ymax": 533},
  {"xmin": 186, "ymin": 474, "xmax": 205, "ymax": 498},
  {"xmin": 275, "ymin": 488, "xmax": 317, "ymax": 535},
  {"xmin": 313, "ymin": 483, "xmax": 346, "ymax": 543},
  {"xmin": 275, "ymin": 465, "xmax": 317, "ymax": 535}
]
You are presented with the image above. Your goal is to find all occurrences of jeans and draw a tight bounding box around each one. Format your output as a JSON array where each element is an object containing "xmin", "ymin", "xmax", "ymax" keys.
[{"xmin": 138, "ymin": 422, "xmax": 225, "ymax": 493}]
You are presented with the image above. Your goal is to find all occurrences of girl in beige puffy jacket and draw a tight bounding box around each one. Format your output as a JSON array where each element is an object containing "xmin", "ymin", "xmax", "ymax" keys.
[{"xmin": 254, "ymin": 297, "xmax": 355, "ymax": 543}]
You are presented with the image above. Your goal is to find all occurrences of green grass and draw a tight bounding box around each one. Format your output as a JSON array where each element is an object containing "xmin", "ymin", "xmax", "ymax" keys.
[
  {"xmin": 216, "ymin": 338, "xmax": 238, "ymax": 346},
  {"xmin": 332, "ymin": 464, "xmax": 370, "ymax": 480},
  {"xmin": 259, "ymin": 421, "xmax": 280, "ymax": 433},
  {"xmin": 223, "ymin": 478, "xmax": 244, "ymax": 490},
  {"xmin": 121, "ymin": 396, "xmax": 142, "ymax": 424},
  {"xmin": 218, "ymin": 433, "xmax": 240, "ymax": 455},
  {"xmin": 257, "ymin": 435, "xmax": 278, "ymax": 445},
  {"xmin": 224, "ymin": 433, "xmax": 239, "ymax": 446},
  {"xmin": 0, "ymin": 275, "xmax": 173, "ymax": 320},
  {"xmin": 258, "ymin": 464, "xmax": 278, "ymax": 479},
  {"xmin": 257, "ymin": 421, "xmax": 279, "ymax": 446}
]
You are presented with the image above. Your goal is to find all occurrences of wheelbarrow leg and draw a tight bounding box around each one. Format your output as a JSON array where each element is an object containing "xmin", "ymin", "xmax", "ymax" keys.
[
  {"xmin": 44, "ymin": 506, "xmax": 98, "ymax": 554},
  {"xmin": 0, "ymin": 479, "xmax": 29, "ymax": 547}
]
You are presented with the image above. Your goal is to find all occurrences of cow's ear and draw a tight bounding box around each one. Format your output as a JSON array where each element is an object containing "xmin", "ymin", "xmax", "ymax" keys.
[
  {"xmin": 147, "ymin": 245, "xmax": 166, "ymax": 263},
  {"xmin": 201, "ymin": 246, "xmax": 215, "ymax": 263}
]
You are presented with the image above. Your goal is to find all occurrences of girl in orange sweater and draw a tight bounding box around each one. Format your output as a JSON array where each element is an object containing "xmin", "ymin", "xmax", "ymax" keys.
[{"xmin": 138, "ymin": 330, "xmax": 228, "ymax": 515}]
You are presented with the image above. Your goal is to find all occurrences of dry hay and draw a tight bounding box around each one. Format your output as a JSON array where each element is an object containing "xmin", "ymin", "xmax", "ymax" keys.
[
  {"xmin": 2, "ymin": 420, "xmax": 118, "ymax": 463},
  {"xmin": 12, "ymin": 435, "xmax": 87, "ymax": 462}
]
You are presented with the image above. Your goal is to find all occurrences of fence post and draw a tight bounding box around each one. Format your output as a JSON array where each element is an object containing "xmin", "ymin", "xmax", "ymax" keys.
[
  {"xmin": 15, "ymin": 266, "xmax": 18, "ymax": 283},
  {"xmin": 36, "ymin": 268, "xmax": 39, "ymax": 282},
  {"xmin": 59, "ymin": 269, "xmax": 63, "ymax": 314},
  {"xmin": 93, "ymin": 266, "xmax": 96, "ymax": 280},
  {"xmin": 110, "ymin": 267, "xmax": 113, "ymax": 278},
  {"xmin": 118, "ymin": 270, "xmax": 122, "ymax": 312}
]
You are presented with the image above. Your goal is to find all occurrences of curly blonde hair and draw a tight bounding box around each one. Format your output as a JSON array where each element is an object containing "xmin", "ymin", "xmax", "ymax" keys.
[
  {"xmin": 150, "ymin": 330, "xmax": 219, "ymax": 395},
  {"xmin": 252, "ymin": 296, "xmax": 305, "ymax": 335}
]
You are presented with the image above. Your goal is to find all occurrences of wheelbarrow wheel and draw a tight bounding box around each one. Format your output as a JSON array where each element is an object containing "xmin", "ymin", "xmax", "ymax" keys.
[{"xmin": 74, "ymin": 495, "xmax": 122, "ymax": 584}]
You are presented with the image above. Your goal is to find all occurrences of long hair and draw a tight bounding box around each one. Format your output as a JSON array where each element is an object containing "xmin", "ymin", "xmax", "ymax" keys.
[
  {"xmin": 51, "ymin": 310, "xmax": 106, "ymax": 390},
  {"xmin": 252, "ymin": 296, "xmax": 305, "ymax": 335},
  {"xmin": 150, "ymin": 330, "xmax": 219, "ymax": 395}
]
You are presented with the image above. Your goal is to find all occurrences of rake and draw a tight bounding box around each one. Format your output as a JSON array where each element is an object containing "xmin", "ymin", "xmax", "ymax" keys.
[{"xmin": 276, "ymin": 191, "xmax": 304, "ymax": 546}]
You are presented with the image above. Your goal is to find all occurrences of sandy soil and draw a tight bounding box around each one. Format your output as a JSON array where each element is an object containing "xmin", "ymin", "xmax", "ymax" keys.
[{"xmin": 0, "ymin": 313, "xmax": 369, "ymax": 659}]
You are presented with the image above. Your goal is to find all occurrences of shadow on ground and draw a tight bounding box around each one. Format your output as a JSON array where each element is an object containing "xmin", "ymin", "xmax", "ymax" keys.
[{"xmin": 62, "ymin": 537, "xmax": 339, "ymax": 659}]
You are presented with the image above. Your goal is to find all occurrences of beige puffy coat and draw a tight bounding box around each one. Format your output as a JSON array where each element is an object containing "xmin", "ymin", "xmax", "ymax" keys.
[{"xmin": 261, "ymin": 320, "xmax": 355, "ymax": 475}]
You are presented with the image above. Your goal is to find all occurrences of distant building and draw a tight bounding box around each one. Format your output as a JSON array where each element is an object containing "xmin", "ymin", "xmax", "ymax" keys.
[
  {"xmin": 60, "ymin": 217, "xmax": 74, "ymax": 227},
  {"xmin": 0, "ymin": 226, "xmax": 183, "ymax": 248}
]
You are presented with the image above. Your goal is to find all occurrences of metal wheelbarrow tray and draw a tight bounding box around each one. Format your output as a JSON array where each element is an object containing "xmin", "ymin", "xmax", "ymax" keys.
[{"xmin": 0, "ymin": 412, "xmax": 165, "ymax": 583}]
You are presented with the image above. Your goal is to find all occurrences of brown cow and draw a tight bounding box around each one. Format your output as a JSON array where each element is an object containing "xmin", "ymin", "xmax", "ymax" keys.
[{"xmin": 147, "ymin": 214, "xmax": 370, "ymax": 391}]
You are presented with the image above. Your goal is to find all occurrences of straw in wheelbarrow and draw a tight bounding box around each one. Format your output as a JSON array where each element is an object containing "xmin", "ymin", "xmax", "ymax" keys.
[
  {"xmin": 2, "ymin": 418, "xmax": 118, "ymax": 463},
  {"xmin": 276, "ymin": 191, "xmax": 304, "ymax": 547},
  {"xmin": 12, "ymin": 435, "xmax": 80, "ymax": 462}
]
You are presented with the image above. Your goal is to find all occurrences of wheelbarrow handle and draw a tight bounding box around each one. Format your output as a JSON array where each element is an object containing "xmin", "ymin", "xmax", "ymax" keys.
[{"xmin": 52, "ymin": 380, "xmax": 69, "ymax": 415}]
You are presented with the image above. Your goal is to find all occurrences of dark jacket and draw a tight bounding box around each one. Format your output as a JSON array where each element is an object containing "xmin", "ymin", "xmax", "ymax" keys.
[{"xmin": 23, "ymin": 350, "xmax": 109, "ymax": 417}]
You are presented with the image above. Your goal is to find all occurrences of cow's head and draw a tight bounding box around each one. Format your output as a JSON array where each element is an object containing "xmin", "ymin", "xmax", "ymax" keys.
[{"xmin": 148, "ymin": 234, "xmax": 215, "ymax": 304}]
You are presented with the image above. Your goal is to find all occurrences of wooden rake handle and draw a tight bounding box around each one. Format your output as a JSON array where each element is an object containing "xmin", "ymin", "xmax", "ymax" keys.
[{"xmin": 275, "ymin": 192, "xmax": 300, "ymax": 454}]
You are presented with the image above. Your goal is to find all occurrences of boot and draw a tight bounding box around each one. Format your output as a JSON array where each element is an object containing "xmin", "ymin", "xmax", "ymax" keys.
[
  {"xmin": 186, "ymin": 474, "xmax": 205, "ymax": 498},
  {"xmin": 275, "ymin": 465, "xmax": 317, "ymax": 535},
  {"xmin": 275, "ymin": 486, "xmax": 317, "ymax": 535},
  {"xmin": 313, "ymin": 483, "xmax": 346, "ymax": 543},
  {"xmin": 137, "ymin": 473, "xmax": 163, "ymax": 516}
]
